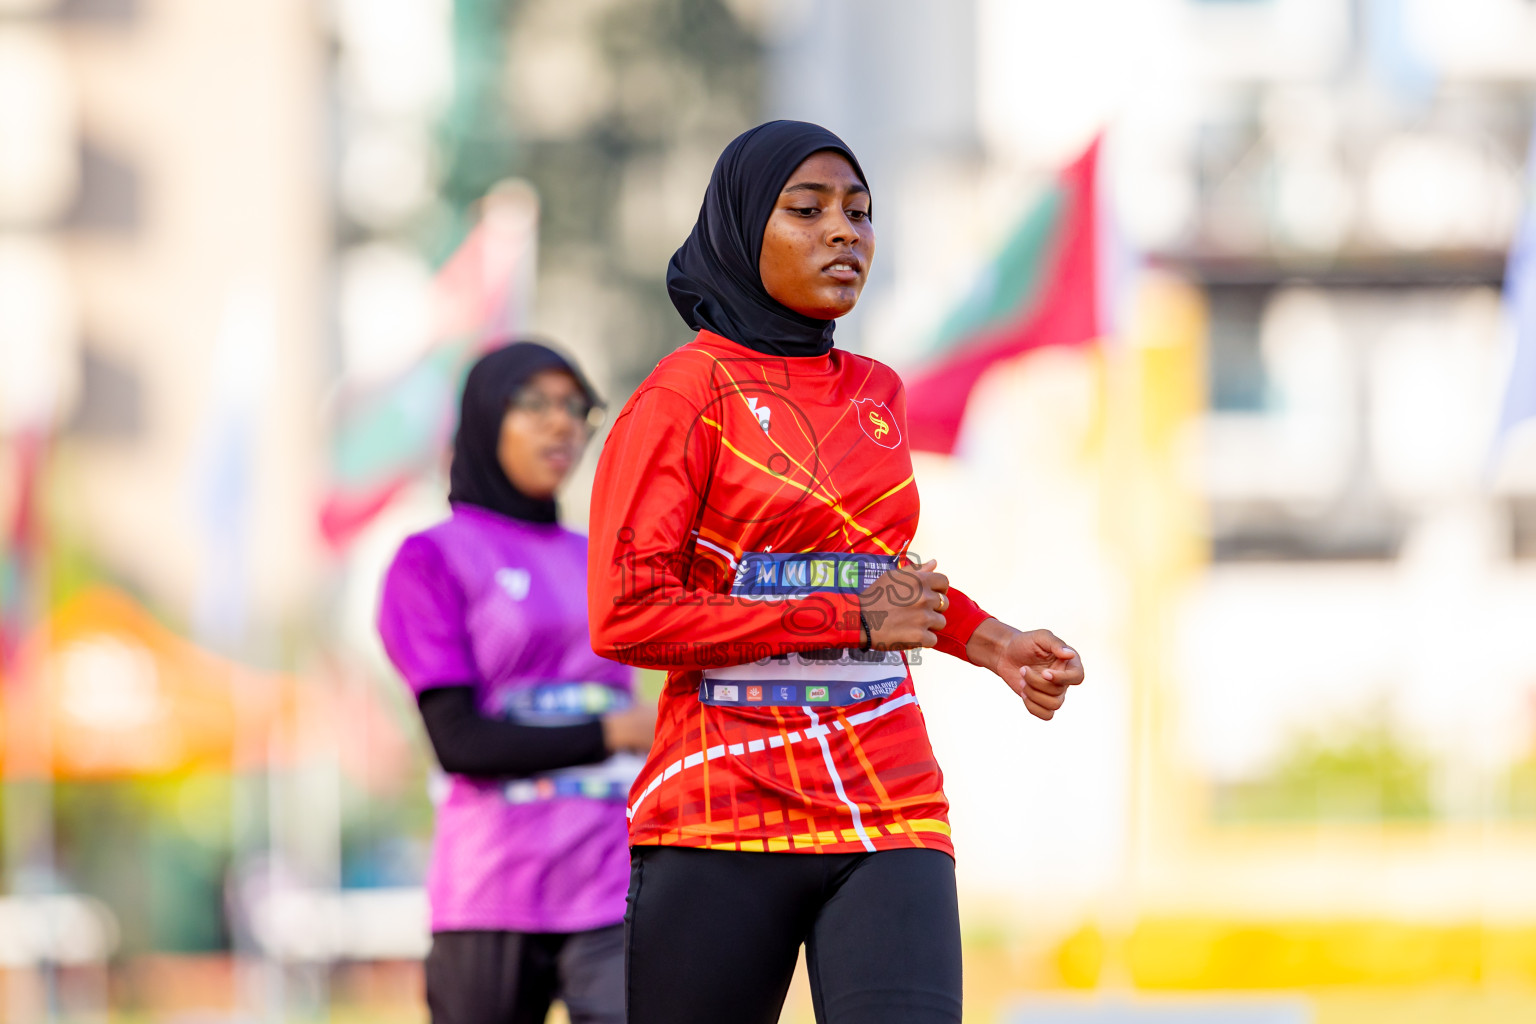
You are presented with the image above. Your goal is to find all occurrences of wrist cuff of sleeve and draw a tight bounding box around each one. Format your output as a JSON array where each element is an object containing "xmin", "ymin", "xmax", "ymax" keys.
[
  {"xmin": 950, "ymin": 601, "xmax": 991, "ymax": 647},
  {"xmin": 934, "ymin": 588, "xmax": 992, "ymax": 662}
]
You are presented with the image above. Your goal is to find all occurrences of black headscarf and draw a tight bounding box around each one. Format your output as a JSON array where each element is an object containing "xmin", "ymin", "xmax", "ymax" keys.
[
  {"xmin": 666, "ymin": 120, "xmax": 869, "ymax": 358},
  {"xmin": 449, "ymin": 340, "xmax": 601, "ymax": 524}
]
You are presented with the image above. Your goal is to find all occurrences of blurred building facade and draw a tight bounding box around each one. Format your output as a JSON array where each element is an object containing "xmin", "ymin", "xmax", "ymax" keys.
[
  {"xmin": 2, "ymin": 4, "xmax": 373, "ymax": 1017},
  {"xmin": 0, "ymin": 0, "xmax": 329, "ymax": 644}
]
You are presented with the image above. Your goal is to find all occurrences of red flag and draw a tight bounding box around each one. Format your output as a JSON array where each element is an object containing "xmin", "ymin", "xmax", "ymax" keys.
[
  {"xmin": 2, "ymin": 430, "xmax": 46, "ymax": 671},
  {"xmin": 904, "ymin": 138, "xmax": 1105, "ymax": 455},
  {"xmin": 318, "ymin": 184, "xmax": 538, "ymax": 550},
  {"xmin": 318, "ymin": 475, "xmax": 413, "ymax": 551}
]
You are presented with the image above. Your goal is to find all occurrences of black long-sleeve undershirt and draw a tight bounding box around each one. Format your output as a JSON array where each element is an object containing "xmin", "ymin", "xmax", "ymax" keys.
[{"xmin": 416, "ymin": 685, "xmax": 609, "ymax": 778}]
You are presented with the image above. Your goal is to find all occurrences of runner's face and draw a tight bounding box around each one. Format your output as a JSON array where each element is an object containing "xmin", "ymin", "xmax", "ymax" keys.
[
  {"xmin": 758, "ymin": 151, "xmax": 874, "ymax": 320},
  {"xmin": 497, "ymin": 369, "xmax": 589, "ymax": 499}
]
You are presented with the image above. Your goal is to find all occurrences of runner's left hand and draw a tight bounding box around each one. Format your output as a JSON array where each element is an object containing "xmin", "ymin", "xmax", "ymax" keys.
[{"xmin": 968, "ymin": 620, "xmax": 1083, "ymax": 721}]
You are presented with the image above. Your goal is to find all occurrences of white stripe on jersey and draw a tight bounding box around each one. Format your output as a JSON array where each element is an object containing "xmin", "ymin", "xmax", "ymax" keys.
[{"xmin": 626, "ymin": 693, "xmax": 917, "ymax": 820}]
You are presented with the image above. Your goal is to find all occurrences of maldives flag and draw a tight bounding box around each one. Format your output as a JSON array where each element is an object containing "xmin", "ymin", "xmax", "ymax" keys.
[
  {"xmin": 319, "ymin": 186, "xmax": 538, "ymax": 550},
  {"xmin": 905, "ymin": 137, "xmax": 1110, "ymax": 454},
  {"xmin": 1, "ymin": 430, "xmax": 45, "ymax": 673}
]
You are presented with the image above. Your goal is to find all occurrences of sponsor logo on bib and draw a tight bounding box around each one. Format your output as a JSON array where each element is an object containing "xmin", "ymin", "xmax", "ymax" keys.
[
  {"xmin": 746, "ymin": 685, "xmax": 763, "ymax": 702},
  {"xmin": 810, "ymin": 559, "xmax": 836, "ymax": 587},
  {"xmin": 806, "ymin": 686, "xmax": 830, "ymax": 702},
  {"xmin": 714, "ymin": 684, "xmax": 738, "ymax": 702},
  {"xmin": 731, "ymin": 552, "xmax": 896, "ymax": 598},
  {"xmin": 849, "ymin": 686, "xmax": 866, "ymax": 701}
]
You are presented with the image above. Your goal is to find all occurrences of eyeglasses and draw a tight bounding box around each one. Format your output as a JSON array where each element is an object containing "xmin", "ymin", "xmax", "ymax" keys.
[{"xmin": 508, "ymin": 388, "xmax": 605, "ymax": 428}]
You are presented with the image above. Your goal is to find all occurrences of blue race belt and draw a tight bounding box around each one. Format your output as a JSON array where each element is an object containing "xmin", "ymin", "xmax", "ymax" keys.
[
  {"xmin": 502, "ymin": 753, "xmax": 643, "ymax": 805},
  {"xmin": 487, "ymin": 681, "xmax": 641, "ymax": 802},
  {"xmin": 701, "ymin": 552, "xmax": 907, "ymax": 707},
  {"xmin": 729, "ymin": 551, "xmax": 897, "ymax": 599}
]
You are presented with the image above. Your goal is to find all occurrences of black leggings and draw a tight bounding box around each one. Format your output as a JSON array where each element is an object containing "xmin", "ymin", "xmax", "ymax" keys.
[
  {"xmin": 625, "ymin": 846, "xmax": 962, "ymax": 1024},
  {"xmin": 425, "ymin": 926, "xmax": 624, "ymax": 1024}
]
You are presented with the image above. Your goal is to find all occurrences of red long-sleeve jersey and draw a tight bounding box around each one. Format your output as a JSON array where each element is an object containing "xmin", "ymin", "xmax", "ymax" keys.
[{"xmin": 588, "ymin": 330, "xmax": 991, "ymax": 856}]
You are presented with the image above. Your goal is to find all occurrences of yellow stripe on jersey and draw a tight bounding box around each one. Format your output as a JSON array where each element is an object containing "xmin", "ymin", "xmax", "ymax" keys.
[
  {"xmin": 698, "ymin": 401, "xmax": 901, "ymax": 557},
  {"xmin": 713, "ymin": 356, "xmax": 875, "ymax": 512}
]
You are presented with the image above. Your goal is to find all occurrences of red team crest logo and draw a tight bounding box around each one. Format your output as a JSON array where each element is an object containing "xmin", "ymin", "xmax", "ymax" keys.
[{"xmin": 850, "ymin": 398, "xmax": 901, "ymax": 449}]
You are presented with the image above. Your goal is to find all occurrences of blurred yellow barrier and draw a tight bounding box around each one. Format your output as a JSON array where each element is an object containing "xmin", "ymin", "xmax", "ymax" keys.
[{"xmin": 1055, "ymin": 919, "xmax": 1536, "ymax": 990}]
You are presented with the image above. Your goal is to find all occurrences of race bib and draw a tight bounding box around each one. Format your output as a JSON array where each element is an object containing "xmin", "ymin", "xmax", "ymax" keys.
[
  {"xmin": 502, "ymin": 753, "xmax": 644, "ymax": 805},
  {"xmin": 491, "ymin": 680, "xmax": 627, "ymax": 725},
  {"xmin": 700, "ymin": 552, "xmax": 907, "ymax": 707},
  {"xmin": 490, "ymin": 681, "xmax": 642, "ymax": 804}
]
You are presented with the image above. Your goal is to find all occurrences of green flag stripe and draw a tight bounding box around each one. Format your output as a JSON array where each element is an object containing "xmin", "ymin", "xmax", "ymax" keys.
[
  {"xmin": 925, "ymin": 182, "xmax": 1065, "ymax": 358},
  {"xmin": 331, "ymin": 343, "xmax": 473, "ymax": 486}
]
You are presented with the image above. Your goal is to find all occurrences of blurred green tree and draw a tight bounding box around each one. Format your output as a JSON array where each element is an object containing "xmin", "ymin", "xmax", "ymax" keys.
[
  {"xmin": 435, "ymin": 0, "xmax": 762, "ymax": 389},
  {"xmin": 1213, "ymin": 712, "xmax": 1436, "ymax": 824},
  {"xmin": 1504, "ymin": 751, "xmax": 1536, "ymax": 819}
]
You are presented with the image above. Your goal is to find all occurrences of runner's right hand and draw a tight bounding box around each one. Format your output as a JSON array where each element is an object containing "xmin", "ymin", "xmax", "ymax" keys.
[
  {"xmin": 602, "ymin": 697, "xmax": 658, "ymax": 755},
  {"xmin": 859, "ymin": 559, "xmax": 948, "ymax": 650}
]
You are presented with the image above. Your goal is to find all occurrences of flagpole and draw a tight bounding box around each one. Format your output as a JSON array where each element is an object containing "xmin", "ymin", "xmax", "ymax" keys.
[
  {"xmin": 2, "ymin": 429, "xmax": 61, "ymax": 1022},
  {"xmin": 194, "ymin": 282, "xmax": 281, "ymax": 1021},
  {"xmin": 1, "ymin": 434, "xmax": 24, "ymax": 1021},
  {"xmin": 1100, "ymin": 271, "xmax": 1208, "ymax": 990},
  {"xmin": 1490, "ymin": 112, "xmax": 1536, "ymax": 477}
]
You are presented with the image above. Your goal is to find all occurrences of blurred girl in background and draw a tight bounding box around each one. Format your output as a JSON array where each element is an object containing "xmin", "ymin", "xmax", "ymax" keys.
[{"xmin": 379, "ymin": 341, "xmax": 654, "ymax": 1024}]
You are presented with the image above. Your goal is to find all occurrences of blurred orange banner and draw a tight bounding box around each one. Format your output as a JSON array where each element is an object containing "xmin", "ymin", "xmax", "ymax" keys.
[{"xmin": 0, "ymin": 587, "xmax": 300, "ymax": 779}]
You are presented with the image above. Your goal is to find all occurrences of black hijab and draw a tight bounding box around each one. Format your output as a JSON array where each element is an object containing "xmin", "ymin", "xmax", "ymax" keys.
[
  {"xmin": 449, "ymin": 340, "xmax": 601, "ymax": 524},
  {"xmin": 666, "ymin": 120, "xmax": 869, "ymax": 358}
]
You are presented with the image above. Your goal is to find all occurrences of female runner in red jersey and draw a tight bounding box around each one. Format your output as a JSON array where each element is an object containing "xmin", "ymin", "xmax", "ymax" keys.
[{"xmin": 587, "ymin": 120, "xmax": 1085, "ymax": 1024}]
